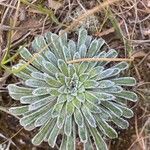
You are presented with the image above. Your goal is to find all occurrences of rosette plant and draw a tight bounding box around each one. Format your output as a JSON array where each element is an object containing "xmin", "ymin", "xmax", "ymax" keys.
[{"xmin": 8, "ymin": 28, "xmax": 137, "ymax": 150}]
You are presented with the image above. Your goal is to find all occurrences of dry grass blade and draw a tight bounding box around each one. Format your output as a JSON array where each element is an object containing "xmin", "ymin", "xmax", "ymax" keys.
[{"xmin": 67, "ymin": 57, "xmax": 134, "ymax": 64}]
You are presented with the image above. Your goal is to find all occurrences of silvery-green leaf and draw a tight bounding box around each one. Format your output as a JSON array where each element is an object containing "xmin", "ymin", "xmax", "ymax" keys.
[
  {"xmin": 87, "ymin": 51, "xmax": 106, "ymax": 70},
  {"xmin": 59, "ymin": 30, "xmax": 68, "ymax": 46},
  {"xmin": 42, "ymin": 60, "xmax": 59, "ymax": 75},
  {"xmin": 24, "ymin": 121, "xmax": 36, "ymax": 131},
  {"xmin": 14, "ymin": 71, "xmax": 31, "ymax": 80},
  {"xmin": 99, "ymin": 86, "xmax": 123, "ymax": 93},
  {"xmin": 88, "ymin": 126, "xmax": 108, "ymax": 150},
  {"xmin": 57, "ymin": 94, "xmax": 67, "ymax": 103},
  {"xmin": 90, "ymin": 91, "xmax": 115, "ymax": 101},
  {"xmin": 44, "ymin": 32, "xmax": 58, "ymax": 56},
  {"xmin": 100, "ymin": 49, "xmax": 118, "ymax": 66},
  {"xmin": 79, "ymin": 73, "xmax": 89, "ymax": 82},
  {"xmin": 72, "ymin": 98, "xmax": 81, "ymax": 109},
  {"xmin": 74, "ymin": 108, "xmax": 84, "ymax": 127},
  {"xmin": 32, "ymin": 87, "xmax": 49, "ymax": 96},
  {"xmin": 32, "ymin": 120, "xmax": 51, "ymax": 145},
  {"xmin": 84, "ymin": 80, "xmax": 98, "ymax": 89},
  {"xmin": 51, "ymin": 34, "xmax": 64, "ymax": 59},
  {"xmin": 9, "ymin": 92, "xmax": 30, "ymax": 100},
  {"xmin": 111, "ymin": 113, "xmax": 129, "ymax": 129},
  {"xmin": 96, "ymin": 109, "xmax": 111, "ymax": 121},
  {"xmin": 57, "ymin": 106, "xmax": 66, "ymax": 128},
  {"xmin": 68, "ymin": 64, "xmax": 76, "ymax": 77},
  {"xmin": 79, "ymin": 125, "xmax": 87, "ymax": 143},
  {"xmin": 19, "ymin": 59, "xmax": 38, "ymax": 72},
  {"xmin": 98, "ymin": 80, "xmax": 115, "ymax": 88},
  {"xmin": 114, "ymin": 90, "xmax": 137, "ymax": 102},
  {"xmin": 87, "ymin": 39, "xmax": 99, "ymax": 57},
  {"xmin": 68, "ymin": 40, "xmax": 76, "ymax": 58},
  {"xmin": 97, "ymin": 68, "xmax": 120, "ymax": 80},
  {"xmin": 34, "ymin": 109, "xmax": 52, "ymax": 127},
  {"xmin": 111, "ymin": 77, "xmax": 136, "ymax": 86},
  {"xmin": 73, "ymin": 52, "xmax": 80, "ymax": 60},
  {"xmin": 78, "ymin": 84, "xmax": 85, "ymax": 93},
  {"xmin": 9, "ymin": 105, "xmax": 28, "ymax": 115},
  {"xmin": 20, "ymin": 95, "xmax": 49, "ymax": 104},
  {"xmin": 66, "ymin": 134, "xmax": 75, "ymax": 150},
  {"xmin": 78, "ymin": 62, "xmax": 89, "ymax": 75},
  {"xmin": 19, "ymin": 47, "xmax": 35, "ymax": 62},
  {"xmin": 20, "ymin": 104, "xmax": 50, "ymax": 126},
  {"xmin": 49, "ymin": 88, "xmax": 60, "ymax": 96},
  {"xmin": 44, "ymin": 119, "xmax": 56, "ymax": 141},
  {"xmin": 29, "ymin": 95, "xmax": 55, "ymax": 111},
  {"xmin": 82, "ymin": 105, "xmax": 96, "ymax": 128},
  {"xmin": 79, "ymin": 44, "xmax": 87, "ymax": 58},
  {"xmin": 96, "ymin": 117, "xmax": 118, "ymax": 139},
  {"xmin": 8, "ymin": 84, "xmax": 33, "ymax": 94},
  {"xmin": 60, "ymin": 135, "xmax": 67, "ymax": 150},
  {"xmin": 76, "ymin": 93, "xmax": 85, "ymax": 103},
  {"xmin": 115, "ymin": 98, "xmax": 127, "ymax": 105},
  {"xmin": 88, "ymin": 66, "xmax": 104, "ymax": 79},
  {"xmin": 101, "ymin": 101, "xmax": 123, "ymax": 116},
  {"xmin": 58, "ymin": 59, "xmax": 68, "ymax": 76},
  {"xmin": 45, "ymin": 50, "xmax": 57, "ymax": 66},
  {"xmin": 85, "ymin": 100, "xmax": 101, "ymax": 113},
  {"xmin": 25, "ymin": 79, "xmax": 49, "ymax": 87},
  {"xmin": 64, "ymin": 115, "xmax": 72, "ymax": 136},
  {"xmin": 96, "ymin": 38, "xmax": 105, "ymax": 52},
  {"xmin": 66, "ymin": 101, "xmax": 74, "ymax": 116},
  {"xmin": 84, "ymin": 137, "xmax": 94, "ymax": 150},
  {"xmin": 112, "ymin": 61, "xmax": 129, "ymax": 71},
  {"xmin": 115, "ymin": 104, "xmax": 134, "ymax": 118},
  {"xmin": 77, "ymin": 28, "xmax": 87, "ymax": 49},
  {"xmin": 48, "ymin": 123, "xmax": 60, "ymax": 147},
  {"xmin": 45, "ymin": 75, "xmax": 62, "ymax": 87},
  {"xmin": 66, "ymin": 94, "xmax": 74, "ymax": 102},
  {"xmin": 31, "ymin": 72, "xmax": 45, "ymax": 80},
  {"xmin": 85, "ymin": 35, "xmax": 92, "ymax": 48},
  {"xmin": 51, "ymin": 103, "xmax": 64, "ymax": 118},
  {"xmin": 85, "ymin": 91, "xmax": 100, "ymax": 104},
  {"xmin": 55, "ymin": 73, "xmax": 66, "ymax": 84},
  {"xmin": 62, "ymin": 46, "xmax": 72, "ymax": 61},
  {"xmin": 32, "ymin": 35, "xmax": 50, "ymax": 53}
]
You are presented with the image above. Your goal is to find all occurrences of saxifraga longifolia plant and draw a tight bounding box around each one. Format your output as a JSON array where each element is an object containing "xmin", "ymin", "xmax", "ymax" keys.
[{"xmin": 8, "ymin": 28, "xmax": 137, "ymax": 150}]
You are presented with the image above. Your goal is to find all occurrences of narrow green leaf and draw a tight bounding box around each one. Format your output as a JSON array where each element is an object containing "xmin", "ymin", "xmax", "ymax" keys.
[
  {"xmin": 111, "ymin": 113, "xmax": 129, "ymax": 129},
  {"xmin": 64, "ymin": 115, "xmax": 72, "ymax": 136},
  {"xmin": 111, "ymin": 77, "xmax": 136, "ymax": 86},
  {"xmin": 9, "ymin": 105, "xmax": 28, "ymax": 115},
  {"xmin": 82, "ymin": 105, "xmax": 96, "ymax": 128},
  {"xmin": 74, "ymin": 108, "xmax": 84, "ymax": 127},
  {"xmin": 77, "ymin": 28, "xmax": 87, "ymax": 49},
  {"xmin": 8, "ymin": 84, "xmax": 33, "ymax": 94},
  {"xmin": 48, "ymin": 123, "xmax": 60, "ymax": 147},
  {"xmin": 96, "ymin": 117, "xmax": 118, "ymax": 138},
  {"xmin": 58, "ymin": 59, "xmax": 68, "ymax": 76},
  {"xmin": 32, "ymin": 120, "xmax": 51, "ymax": 145},
  {"xmin": 79, "ymin": 125, "xmax": 87, "ymax": 143},
  {"xmin": 112, "ymin": 62, "xmax": 129, "ymax": 71},
  {"xmin": 114, "ymin": 90, "xmax": 138, "ymax": 102},
  {"xmin": 88, "ymin": 126, "xmax": 108, "ymax": 150},
  {"xmin": 51, "ymin": 103, "xmax": 64, "ymax": 118},
  {"xmin": 98, "ymin": 80, "xmax": 115, "ymax": 88},
  {"xmin": 25, "ymin": 79, "xmax": 49, "ymax": 87}
]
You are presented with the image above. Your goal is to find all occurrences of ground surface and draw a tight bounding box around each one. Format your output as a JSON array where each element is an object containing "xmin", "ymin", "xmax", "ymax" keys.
[{"xmin": 0, "ymin": 0, "xmax": 150, "ymax": 150}]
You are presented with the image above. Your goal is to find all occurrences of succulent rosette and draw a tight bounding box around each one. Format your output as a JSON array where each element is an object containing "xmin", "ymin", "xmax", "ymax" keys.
[{"xmin": 8, "ymin": 28, "xmax": 137, "ymax": 150}]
